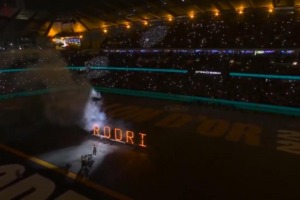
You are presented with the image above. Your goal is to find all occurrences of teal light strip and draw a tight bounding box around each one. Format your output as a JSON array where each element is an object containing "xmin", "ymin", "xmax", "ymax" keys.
[
  {"xmin": 0, "ymin": 68, "xmax": 37, "ymax": 73},
  {"xmin": 230, "ymin": 72, "xmax": 300, "ymax": 80},
  {"xmin": 0, "ymin": 66, "xmax": 188, "ymax": 74},
  {"xmin": 1, "ymin": 86, "xmax": 299, "ymax": 116},
  {"xmin": 67, "ymin": 66, "xmax": 188, "ymax": 73}
]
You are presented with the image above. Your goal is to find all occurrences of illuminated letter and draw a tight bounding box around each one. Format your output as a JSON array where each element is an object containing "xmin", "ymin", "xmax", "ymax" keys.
[
  {"xmin": 93, "ymin": 124, "xmax": 100, "ymax": 136},
  {"xmin": 126, "ymin": 131, "xmax": 134, "ymax": 144},
  {"xmin": 225, "ymin": 123, "xmax": 261, "ymax": 146},
  {"xmin": 114, "ymin": 128, "xmax": 123, "ymax": 141},
  {"xmin": 103, "ymin": 126, "xmax": 111, "ymax": 138},
  {"xmin": 138, "ymin": 133, "xmax": 147, "ymax": 147},
  {"xmin": 0, "ymin": 164, "xmax": 25, "ymax": 188},
  {"xmin": 0, "ymin": 174, "xmax": 55, "ymax": 200}
]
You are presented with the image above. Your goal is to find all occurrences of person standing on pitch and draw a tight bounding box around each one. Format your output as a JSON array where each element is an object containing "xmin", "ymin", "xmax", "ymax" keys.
[{"xmin": 93, "ymin": 144, "xmax": 97, "ymax": 156}]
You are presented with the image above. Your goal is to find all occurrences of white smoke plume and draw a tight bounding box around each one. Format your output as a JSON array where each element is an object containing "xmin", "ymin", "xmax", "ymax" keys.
[{"xmin": 0, "ymin": 48, "xmax": 106, "ymax": 131}]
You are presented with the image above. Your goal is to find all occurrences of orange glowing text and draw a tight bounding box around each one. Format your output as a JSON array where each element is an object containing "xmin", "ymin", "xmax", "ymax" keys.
[{"xmin": 92, "ymin": 125, "xmax": 147, "ymax": 148}]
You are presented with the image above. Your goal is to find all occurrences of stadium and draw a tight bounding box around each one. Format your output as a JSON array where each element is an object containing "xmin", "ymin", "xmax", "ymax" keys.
[{"xmin": 0, "ymin": 0, "xmax": 300, "ymax": 199}]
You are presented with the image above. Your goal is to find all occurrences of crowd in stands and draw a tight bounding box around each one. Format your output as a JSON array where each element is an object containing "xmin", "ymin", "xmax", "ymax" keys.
[
  {"xmin": 103, "ymin": 50, "xmax": 299, "ymax": 74},
  {"xmin": 0, "ymin": 11, "xmax": 300, "ymax": 110},
  {"xmin": 1, "ymin": 50, "xmax": 299, "ymax": 108},
  {"xmin": 101, "ymin": 11, "xmax": 300, "ymax": 49}
]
